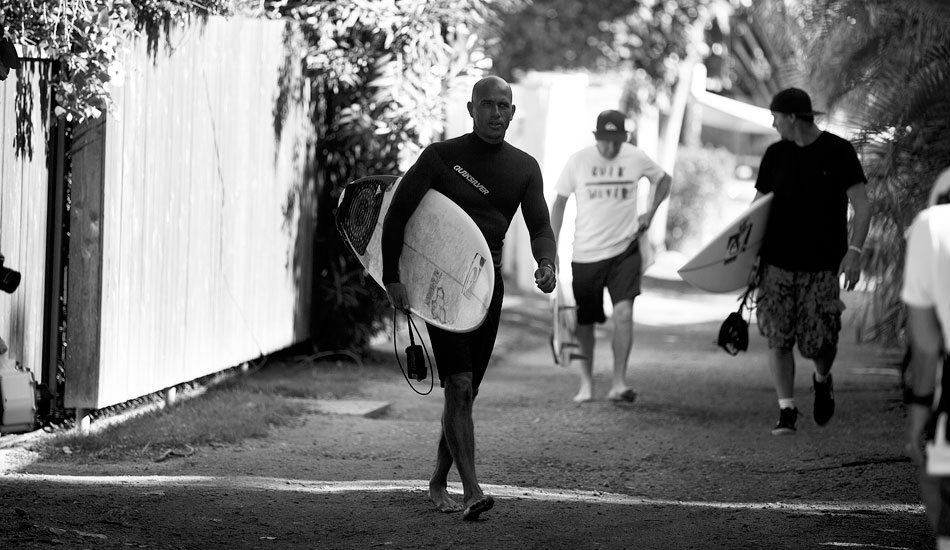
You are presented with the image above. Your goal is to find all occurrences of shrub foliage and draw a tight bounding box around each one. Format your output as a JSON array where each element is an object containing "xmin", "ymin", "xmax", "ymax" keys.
[
  {"xmin": 1, "ymin": 0, "xmax": 238, "ymax": 122},
  {"xmin": 284, "ymin": 0, "xmax": 507, "ymax": 353},
  {"xmin": 666, "ymin": 146, "xmax": 736, "ymax": 253}
]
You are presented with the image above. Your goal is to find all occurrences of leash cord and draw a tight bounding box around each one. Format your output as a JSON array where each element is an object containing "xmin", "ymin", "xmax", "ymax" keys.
[{"xmin": 392, "ymin": 308, "xmax": 434, "ymax": 395}]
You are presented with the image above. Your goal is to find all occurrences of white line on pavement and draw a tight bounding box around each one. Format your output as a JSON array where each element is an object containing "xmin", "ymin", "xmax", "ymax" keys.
[{"xmin": 2, "ymin": 474, "xmax": 923, "ymax": 516}]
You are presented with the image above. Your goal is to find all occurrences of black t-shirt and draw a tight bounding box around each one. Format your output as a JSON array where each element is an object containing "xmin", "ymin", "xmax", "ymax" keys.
[
  {"xmin": 755, "ymin": 131, "xmax": 867, "ymax": 272},
  {"xmin": 382, "ymin": 133, "xmax": 557, "ymax": 284}
]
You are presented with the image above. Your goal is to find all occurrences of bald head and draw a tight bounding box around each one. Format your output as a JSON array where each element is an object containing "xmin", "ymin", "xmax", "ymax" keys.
[
  {"xmin": 471, "ymin": 76, "xmax": 512, "ymax": 102},
  {"xmin": 468, "ymin": 76, "xmax": 515, "ymax": 144}
]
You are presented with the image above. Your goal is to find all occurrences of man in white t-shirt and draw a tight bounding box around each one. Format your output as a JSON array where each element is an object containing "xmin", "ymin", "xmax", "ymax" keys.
[
  {"xmin": 550, "ymin": 110, "xmax": 671, "ymax": 403},
  {"xmin": 901, "ymin": 168, "xmax": 950, "ymax": 550}
]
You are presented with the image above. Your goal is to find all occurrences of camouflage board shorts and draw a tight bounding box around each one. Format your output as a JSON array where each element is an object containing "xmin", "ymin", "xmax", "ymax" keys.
[{"xmin": 755, "ymin": 264, "xmax": 845, "ymax": 358}]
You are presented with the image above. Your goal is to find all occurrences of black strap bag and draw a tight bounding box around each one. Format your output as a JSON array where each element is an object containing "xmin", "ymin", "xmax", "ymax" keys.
[{"xmin": 717, "ymin": 282, "xmax": 756, "ymax": 356}]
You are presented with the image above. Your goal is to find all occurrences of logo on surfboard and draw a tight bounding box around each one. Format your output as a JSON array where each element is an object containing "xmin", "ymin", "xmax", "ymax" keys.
[
  {"xmin": 724, "ymin": 217, "xmax": 754, "ymax": 265},
  {"xmin": 461, "ymin": 254, "xmax": 487, "ymax": 300},
  {"xmin": 424, "ymin": 269, "xmax": 448, "ymax": 324}
]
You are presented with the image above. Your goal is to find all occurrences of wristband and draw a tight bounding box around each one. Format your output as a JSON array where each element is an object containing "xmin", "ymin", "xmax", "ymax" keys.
[
  {"xmin": 903, "ymin": 389, "xmax": 934, "ymax": 407},
  {"xmin": 848, "ymin": 245, "xmax": 863, "ymax": 254}
]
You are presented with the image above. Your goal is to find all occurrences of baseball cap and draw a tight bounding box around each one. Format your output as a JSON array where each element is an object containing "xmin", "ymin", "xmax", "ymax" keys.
[
  {"xmin": 769, "ymin": 88, "xmax": 824, "ymax": 116},
  {"xmin": 593, "ymin": 110, "xmax": 629, "ymax": 141}
]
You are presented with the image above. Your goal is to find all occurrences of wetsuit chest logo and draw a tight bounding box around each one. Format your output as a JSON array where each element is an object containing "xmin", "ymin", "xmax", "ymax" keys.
[{"xmin": 454, "ymin": 165, "xmax": 490, "ymax": 195}]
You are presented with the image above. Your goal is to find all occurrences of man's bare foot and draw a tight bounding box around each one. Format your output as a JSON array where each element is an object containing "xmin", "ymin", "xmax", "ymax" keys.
[
  {"xmin": 462, "ymin": 495, "xmax": 494, "ymax": 521},
  {"xmin": 573, "ymin": 387, "xmax": 593, "ymax": 403},
  {"xmin": 607, "ymin": 387, "xmax": 637, "ymax": 403},
  {"xmin": 429, "ymin": 486, "xmax": 463, "ymax": 513}
]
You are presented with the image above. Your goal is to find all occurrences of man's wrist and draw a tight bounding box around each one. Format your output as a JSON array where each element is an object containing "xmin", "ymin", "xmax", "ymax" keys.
[
  {"xmin": 848, "ymin": 244, "xmax": 863, "ymax": 254},
  {"xmin": 538, "ymin": 258, "xmax": 556, "ymax": 272}
]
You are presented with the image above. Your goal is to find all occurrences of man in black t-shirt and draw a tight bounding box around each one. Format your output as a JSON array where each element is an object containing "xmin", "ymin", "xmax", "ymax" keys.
[
  {"xmin": 753, "ymin": 88, "xmax": 871, "ymax": 436},
  {"xmin": 382, "ymin": 76, "xmax": 557, "ymax": 520}
]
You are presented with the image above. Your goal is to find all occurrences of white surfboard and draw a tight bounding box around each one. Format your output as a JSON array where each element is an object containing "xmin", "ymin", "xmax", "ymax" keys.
[
  {"xmin": 336, "ymin": 175, "xmax": 494, "ymax": 332},
  {"xmin": 677, "ymin": 194, "xmax": 773, "ymax": 293},
  {"xmin": 550, "ymin": 285, "xmax": 585, "ymax": 367}
]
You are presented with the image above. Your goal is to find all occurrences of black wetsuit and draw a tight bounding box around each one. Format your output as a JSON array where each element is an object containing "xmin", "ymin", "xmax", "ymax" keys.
[{"xmin": 382, "ymin": 132, "xmax": 556, "ymax": 389}]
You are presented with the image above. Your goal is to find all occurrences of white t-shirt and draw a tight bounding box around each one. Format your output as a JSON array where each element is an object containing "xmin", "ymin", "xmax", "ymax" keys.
[
  {"xmin": 901, "ymin": 203, "xmax": 950, "ymax": 475},
  {"xmin": 555, "ymin": 144, "xmax": 665, "ymax": 263},
  {"xmin": 902, "ymin": 205, "xmax": 950, "ymax": 353}
]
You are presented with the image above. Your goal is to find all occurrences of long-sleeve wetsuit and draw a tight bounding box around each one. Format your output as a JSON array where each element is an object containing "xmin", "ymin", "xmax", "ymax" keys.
[
  {"xmin": 380, "ymin": 132, "xmax": 556, "ymax": 389},
  {"xmin": 381, "ymin": 132, "xmax": 556, "ymax": 284}
]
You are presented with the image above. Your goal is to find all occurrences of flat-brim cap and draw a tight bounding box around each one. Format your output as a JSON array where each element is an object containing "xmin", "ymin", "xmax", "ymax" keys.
[
  {"xmin": 593, "ymin": 109, "xmax": 629, "ymax": 141},
  {"xmin": 769, "ymin": 87, "xmax": 824, "ymax": 116}
]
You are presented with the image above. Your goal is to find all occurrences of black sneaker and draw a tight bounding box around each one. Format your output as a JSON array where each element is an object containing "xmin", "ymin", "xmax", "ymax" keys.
[
  {"xmin": 813, "ymin": 374, "xmax": 835, "ymax": 426},
  {"xmin": 771, "ymin": 407, "xmax": 798, "ymax": 435}
]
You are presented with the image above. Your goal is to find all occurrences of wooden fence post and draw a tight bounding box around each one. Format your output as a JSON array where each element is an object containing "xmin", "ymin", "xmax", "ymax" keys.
[{"xmin": 64, "ymin": 118, "xmax": 106, "ymax": 410}]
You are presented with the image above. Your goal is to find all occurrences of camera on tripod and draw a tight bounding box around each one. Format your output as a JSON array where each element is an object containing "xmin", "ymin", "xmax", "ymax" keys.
[
  {"xmin": 0, "ymin": 255, "xmax": 20, "ymax": 294},
  {"xmin": 406, "ymin": 344, "xmax": 426, "ymax": 381}
]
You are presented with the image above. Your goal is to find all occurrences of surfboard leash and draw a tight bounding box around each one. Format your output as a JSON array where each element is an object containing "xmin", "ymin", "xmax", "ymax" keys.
[
  {"xmin": 392, "ymin": 309, "xmax": 434, "ymax": 395},
  {"xmin": 717, "ymin": 273, "xmax": 759, "ymax": 356}
]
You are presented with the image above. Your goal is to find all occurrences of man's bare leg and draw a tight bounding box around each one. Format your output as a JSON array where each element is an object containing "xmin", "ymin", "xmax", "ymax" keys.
[
  {"xmin": 428, "ymin": 431, "xmax": 462, "ymax": 512},
  {"xmin": 769, "ymin": 346, "xmax": 796, "ymax": 400},
  {"xmin": 442, "ymin": 373, "xmax": 493, "ymax": 520},
  {"xmin": 574, "ymin": 323, "xmax": 596, "ymax": 402},
  {"xmin": 607, "ymin": 299, "xmax": 636, "ymax": 401}
]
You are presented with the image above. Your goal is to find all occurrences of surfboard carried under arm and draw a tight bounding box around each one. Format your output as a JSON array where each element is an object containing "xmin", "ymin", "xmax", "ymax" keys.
[
  {"xmin": 336, "ymin": 175, "xmax": 494, "ymax": 333},
  {"xmin": 677, "ymin": 194, "xmax": 773, "ymax": 293}
]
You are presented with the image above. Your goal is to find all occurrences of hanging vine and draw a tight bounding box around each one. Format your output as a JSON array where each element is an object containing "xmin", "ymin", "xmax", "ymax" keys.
[{"xmin": 1, "ymin": 0, "xmax": 241, "ymax": 123}]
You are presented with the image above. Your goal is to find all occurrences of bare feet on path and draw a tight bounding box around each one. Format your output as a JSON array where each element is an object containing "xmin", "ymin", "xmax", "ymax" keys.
[
  {"xmin": 573, "ymin": 384, "xmax": 593, "ymax": 403},
  {"xmin": 430, "ymin": 484, "xmax": 493, "ymax": 521},
  {"xmin": 430, "ymin": 485, "xmax": 464, "ymax": 513},
  {"xmin": 607, "ymin": 387, "xmax": 637, "ymax": 403},
  {"xmin": 462, "ymin": 495, "xmax": 494, "ymax": 521},
  {"xmin": 575, "ymin": 386, "xmax": 636, "ymax": 403}
]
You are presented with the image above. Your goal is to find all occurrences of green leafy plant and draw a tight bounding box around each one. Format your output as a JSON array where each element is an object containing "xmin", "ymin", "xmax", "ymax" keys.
[
  {"xmin": 284, "ymin": 0, "xmax": 504, "ymax": 353},
  {"xmin": 5, "ymin": 0, "xmax": 508, "ymax": 354},
  {"xmin": 493, "ymin": 0, "xmax": 711, "ymax": 109},
  {"xmin": 2, "ymin": 1, "xmax": 240, "ymax": 123}
]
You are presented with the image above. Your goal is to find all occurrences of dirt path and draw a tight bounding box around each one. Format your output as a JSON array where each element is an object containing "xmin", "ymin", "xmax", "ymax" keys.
[{"xmin": 0, "ymin": 281, "xmax": 932, "ymax": 549}]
